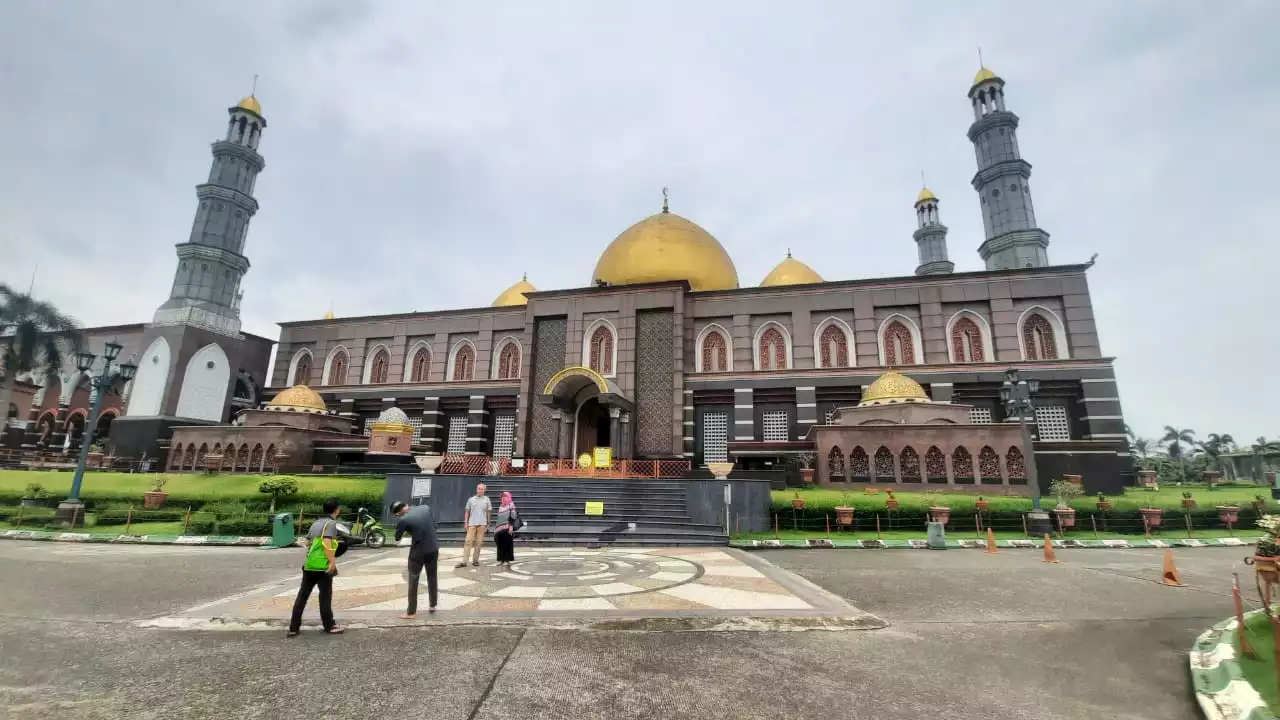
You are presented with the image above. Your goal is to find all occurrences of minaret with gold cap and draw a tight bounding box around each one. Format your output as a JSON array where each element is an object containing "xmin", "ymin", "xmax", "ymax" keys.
[
  {"xmin": 968, "ymin": 65, "xmax": 1050, "ymax": 270},
  {"xmin": 913, "ymin": 186, "xmax": 953, "ymax": 275},
  {"xmin": 151, "ymin": 90, "xmax": 267, "ymax": 336}
]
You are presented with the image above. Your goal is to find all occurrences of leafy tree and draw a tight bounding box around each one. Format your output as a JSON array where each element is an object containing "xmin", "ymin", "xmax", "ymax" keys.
[
  {"xmin": 0, "ymin": 285, "xmax": 82, "ymax": 427},
  {"xmin": 1160, "ymin": 426, "xmax": 1196, "ymax": 461},
  {"xmin": 1197, "ymin": 433, "xmax": 1238, "ymax": 470},
  {"xmin": 259, "ymin": 477, "xmax": 299, "ymax": 514},
  {"xmin": 1130, "ymin": 437, "xmax": 1156, "ymax": 460}
]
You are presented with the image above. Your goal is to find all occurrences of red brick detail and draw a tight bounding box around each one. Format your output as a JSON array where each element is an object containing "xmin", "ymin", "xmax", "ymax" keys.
[
  {"xmin": 292, "ymin": 355, "xmax": 311, "ymax": 386},
  {"xmin": 818, "ymin": 324, "xmax": 849, "ymax": 368},
  {"xmin": 758, "ymin": 327, "xmax": 787, "ymax": 370},
  {"xmin": 701, "ymin": 330, "xmax": 728, "ymax": 372},
  {"xmin": 883, "ymin": 321, "xmax": 916, "ymax": 365},
  {"xmin": 978, "ymin": 446, "xmax": 1000, "ymax": 480},
  {"xmin": 410, "ymin": 348, "xmax": 430, "ymax": 382},
  {"xmin": 497, "ymin": 343, "xmax": 521, "ymax": 380},
  {"xmin": 327, "ymin": 351, "xmax": 348, "ymax": 385},
  {"xmin": 369, "ymin": 349, "xmax": 390, "ymax": 384},
  {"xmin": 452, "ymin": 345, "xmax": 475, "ymax": 381},
  {"xmin": 588, "ymin": 326, "xmax": 613, "ymax": 375},
  {"xmin": 1021, "ymin": 313, "xmax": 1058, "ymax": 360},
  {"xmin": 950, "ymin": 316, "xmax": 985, "ymax": 362}
]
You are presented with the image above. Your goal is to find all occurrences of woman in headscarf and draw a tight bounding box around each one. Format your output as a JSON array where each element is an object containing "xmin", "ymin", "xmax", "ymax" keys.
[{"xmin": 493, "ymin": 491, "xmax": 519, "ymax": 569}]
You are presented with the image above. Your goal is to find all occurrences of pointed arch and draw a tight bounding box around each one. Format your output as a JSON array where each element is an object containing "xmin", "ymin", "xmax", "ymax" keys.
[
  {"xmin": 362, "ymin": 343, "xmax": 392, "ymax": 384},
  {"xmin": 849, "ymin": 447, "xmax": 870, "ymax": 481},
  {"xmin": 169, "ymin": 443, "xmax": 184, "ymax": 470},
  {"xmin": 878, "ymin": 314, "xmax": 923, "ymax": 366},
  {"xmin": 1016, "ymin": 306, "xmax": 1069, "ymax": 360},
  {"xmin": 873, "ymin": 446, "xmax": 895, "ymax": 481},
  {"xmin": 404, "ymin": 341, "xmax": 433, "ymax": 383},
  {"xmin": 250, "ymin": 444, "xmax": 265, "ymax": 472},
  {"xmin": 900, "ymin": 446, "xmax": 921, "ymax": 482},
  {"xmin": 952, "ymin": 446, "xmax": 974, "ymax": 481},
  {"xmin": 925, "ymin": 446, "xmax": 947, "ymax": 483},
  {"xmin": 196, "ymin": 443, "xmax": 209, "ymax": 469},
  {"xmin": 945, "ymin": 310, "xmax": 993, "ymax": 364},
  {"xmin": 448, "ymin": 339, "xmax": 477, "ymax": 382},
  {"xmin": 752, "ymin": 322, "xmax": 792, "ymax": 371},
  {"xmin": 827, "ymin": 445, "xmax": 845, "ymax": 481},
  {"xmin": 492, "ymin": 336, "xmax": 523, "ymax": 380},
  {"xmin": 979, "ymin": 446, "xmax": 1001, "ymax": 483},
  {"xmin": 222, "ymin": 443, "xmax": 236, "ymax": 471},
  {"xmin": 265, "ymin": 444, "xmax": 278, "ymax": 470},
  {"xmin": 288, "ymin": 348, "xmax": 314, "ymax": 387},
  {"xmin": 175, "ymin": 343, "xmax": 231, "ymax": 421},
  {"xmin": 323, "ymin": 345, "xmax": 350, "ymax": 386},
  {"xmin": 1006, "ymin": 446, "xmax": 1026, "ymax": 480},
  {"xmin": 127, "ymin": 336, "xmax": 171, "ymax": 417},
  {"xmin": 236, "ymin": 445, "xmax": 250, "ymax": 470},
  {"xmin": 583, "ymin": 319, "xmax": 618, "ymax": 377},
  {"xmin": 812, "ymin": 317, "xmax": 854, "ymax": 369},
  {"xmin": 695, "ymin": 323, "xmax": 732, "ymax": 373},
  {"xmin": 183, "ymin": 445, "xmax": 196, "ymax": 470}
]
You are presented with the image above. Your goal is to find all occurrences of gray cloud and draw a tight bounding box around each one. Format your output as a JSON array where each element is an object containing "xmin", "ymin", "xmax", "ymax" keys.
[{"xmin": 1, "ymin": 0, "xmax": 1277, "ymax": 442}]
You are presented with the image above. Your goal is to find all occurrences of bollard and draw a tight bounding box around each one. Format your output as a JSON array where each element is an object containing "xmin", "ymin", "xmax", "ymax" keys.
[
  {"xmin": 876, "ymin": 514, "xmax": 882, "ymax": 539},
  {"xmin": 125, "ymin": 505, "xmax": 133, "ymax": 535},
  {"xmin": 184, "ymin": 507, "xmax": 192, "ymax": 535},
  {"xmin": 15, "ymin": 504, "xmax": 23, "ymax": 529},
  {"xmin": 1143, "ymin": 514, "xmax": 1151, "ymax": 539},
  {"xmin": 774, "ymin": 513, "xmax": 779, "ymax": 540},
  {"xmin": 826, "ymin": 514, "xmax": 830, "ymax": 538},
  {"xmin": 1021, "ymin": 513, "xmax": 1028, "ymax": 537},
  {"xmin": 1091, "ymin": 514, "xmax": 1098, "ymax": 540},
  {"xmin": 1185, "ymin": 512, "xmax": 1193, "ymax": 539},
  {"xmin": 975, "ymin": 513, "xmax": 981, "ymax": 538}
]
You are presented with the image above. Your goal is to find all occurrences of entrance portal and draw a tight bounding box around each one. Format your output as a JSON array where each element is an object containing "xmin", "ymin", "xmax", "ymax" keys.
[{"xmin": 574, "ymin": 397, "xmax": 611, "ymax": 457}]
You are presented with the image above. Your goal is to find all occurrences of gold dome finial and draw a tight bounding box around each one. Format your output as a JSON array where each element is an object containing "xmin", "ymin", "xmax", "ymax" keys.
[
  {"xmin": 761, "ymin": 252, "xmax": 823, "ymax": 287},
  {"xmin": 916, "ymin": 187, "xmax": 937, "ymax": 204},
  {"xmin": 592, "ymin": 208, "xmax": 739, "ymax": 291},
  {"xmin": 859, "ymin": 370, "xmax": 930, "ymax": 406},
  {"xmin": 235, "ymin": 75, "xmax": 263, "ymax": 115},
  {"xmin": 493, "ymin": 275, "xmax": 537, "ymax": 307},
  {"xmin": 662, "ymin": 187, "xmax": 669, "ymax": 214}
]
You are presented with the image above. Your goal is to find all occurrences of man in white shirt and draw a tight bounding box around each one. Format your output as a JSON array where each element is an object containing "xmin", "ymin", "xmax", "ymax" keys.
[{"xmin": 456, "ymin": 483, "xmax": 491, "ymax": 568}]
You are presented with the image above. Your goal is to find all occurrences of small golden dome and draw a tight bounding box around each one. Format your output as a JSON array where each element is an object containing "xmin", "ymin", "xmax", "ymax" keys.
[
  {"xmin": 265, "ymin": 385, "xmax": 327, "ymax": 413},
  {"xmin": 323, "ymin": 311, "xmax": 335, "ymax": 320},
  {"xmin": 859, "ymin": 371, "xmax": 930, "ymax": 406},
  {"xmin": 492, "ymin": 275, "xmax": 536, "ymax": 307},
  {"xmin": 592, "ymin": 209, "xmax": 739, "ymax": 292},
  {"xmin": 760, "ymin": 252, "xmax": 823, "ymax": 287},
  {"xmin": 236, "ymin": 95, "xmax": 263, "ymax": 115},
  {"xmin": 916, "ymin": 187, "xmax": 937, "ymax": 204},
  {"xmin": 972, "ymin": 67, "xmax": 998, "ymax": 86}
]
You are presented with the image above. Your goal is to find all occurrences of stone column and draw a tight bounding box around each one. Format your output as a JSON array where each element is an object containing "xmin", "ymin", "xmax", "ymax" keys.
[
  {"xmin": 420, "ymin": 396, "xmax": 443, "ymax": 453},
  {"xmin": 733, "ymin": 388, "xmax": 754, "ymax": 441},
  {"xmin": 464, "ymin": 395, "xmax": 488, "ymax": 455},
  {"xmin": 681, "ymin": 389, "xmax": 695, "ymax": 458},
  {"xmin": 619, "ymin": 412, "xmax": 631, "ymax": 459},
  {"xmin": 557, "ymin": 409, "xmax": 573, "ymax": 459},
  {"xmin": 608, "ymin": 407, "xmax": 621, "ymax": 459},
  {"xmin": 549, "ymin": 409, "xmax": 562, "ymax": 458},
  {"xmin": 48, "ymin": 404, "xmax": 70, "ymax": 453},
  {"xmin": 796, "ymin": 385, "xmax": 817, "ymax": 440}
]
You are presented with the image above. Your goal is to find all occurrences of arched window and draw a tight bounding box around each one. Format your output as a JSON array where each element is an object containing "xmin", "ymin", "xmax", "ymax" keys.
[
  {"xmin": 1021, "ymin": 313, "xmax": 1059, "ymax": 360},
  {"xmin": 882, "ymin": 320, "xmax": 918, "ymax": 366},
  {"xmin": 828, "ymin": 446, "xmax": 845, "ymax": 480},
  {"xmin": 409, "ymin": 346, "xmax": 431, "ymax": 382},
  {"xmin": 757, "ymin": 326, "xmax": 788, "ymax": 370},
  {"xmin": 249, "ymin": 444, "xmax": 264, "ymax": 471},
  {"xmin": 952, "ymin": 447, "xmax": 974, "ymax": 482},
  {"xmin": 292, "ymin": 352, "xmax": 312, "ymax": 386},
  {"xmin": 265, "ymin": 444, "xmax": 278, "ymax": 470},
  {"xmin": 326, "ymin": 349, "xmax": 348, "ymax": 386},
  {"xmin": 236, "ymin": 445, "xmax": 250, "ymax": 470},
  {"xmin": 925, "ymin": 446, "xmax": 946, "ymax": 483},
  {"xmin": 873, "ymin": 446, "xmax": 895, "ymax": 481},
  {"xmin": 223, "ymin": 444, "xmax": 236, "ymax": 471},
  {"xmin": 849, "ymin": 447, "xmax": 870, "ymax": 482},
  {"xmin": 367, "ymin": 348, "xmax": 390, "ymax": 384},
  {"xmin": 588, "ymin": 325, "xmax": 614, "ymax": 375},
  {"xmin": 169, "ymin": 444, "xmax": 183, "ymax": 470},
  {"xmin": 950, "ymin": 316, "xmax": 986, "ymax": 363},
  {"xmin": 1006, "ymin": 447, "xmax": 1026, "ymax": 480},
  {"xmin": 183, "ymin": 445, "xmax": 196, "ymax": 470},
  {"xmin": 979, "ymin": 446, "xmax": 1001, "ymax": 483},
  {"xmin": 816, "ymin": 322, "xmax": 850, "ymax": 368},
  {"xmin": 451, "ymin": 343, "xmax": 475, "ymax": 381},
  {"xmin": 196, "ymin": 443, "xmax": 208, "ymax": 469},
  {"xmin": 700, "ymin": 329, "xmax": 729, "ymax": 373},
  {"xmin": 900, "ymin": 446, "xmax": 921, "ymax": 482},
  {"xmin": 496, "ymin": 342, "xmax": 521, "ymax": 380},
  {"xmin": 212, "ymin": 443, "xmax": 222, "ymax": 456}
]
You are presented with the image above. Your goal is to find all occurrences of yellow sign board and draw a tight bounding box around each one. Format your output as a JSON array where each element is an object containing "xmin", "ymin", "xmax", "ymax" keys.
[
  {"xmin": 593, "ymin": 446, "xmax": 613, "ymax": 468},
  {"xmin": 577, "ymin": 453, "xmax": 592, "ymax": 468},
  {"xmin": 585, "ymin": 501, "xmax": 604, "ymax": 516}
]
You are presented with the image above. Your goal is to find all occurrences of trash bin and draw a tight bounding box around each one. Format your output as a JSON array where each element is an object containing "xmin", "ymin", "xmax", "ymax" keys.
[
  {"xmin": 925, "ymin": 521, "xmax": 947, "ymax": 550},
  {"xmin": 270, "ymin": 513, "xmax": 296, "ymax": 548}
]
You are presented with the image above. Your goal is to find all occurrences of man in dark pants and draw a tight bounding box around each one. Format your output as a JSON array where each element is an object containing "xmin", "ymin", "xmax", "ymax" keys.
[
  {"xmin": 287, "ymin": 497, "xmax": 344, "ymax": 637},
  {"xmin": 392, "ymin": 500, "xmax": 439, "ymax": 619}
]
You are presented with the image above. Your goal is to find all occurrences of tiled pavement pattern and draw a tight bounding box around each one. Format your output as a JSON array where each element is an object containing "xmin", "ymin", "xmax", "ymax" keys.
[{"xmin": 174, "ymin": 546, "xmax": 861, "ymax": 622}]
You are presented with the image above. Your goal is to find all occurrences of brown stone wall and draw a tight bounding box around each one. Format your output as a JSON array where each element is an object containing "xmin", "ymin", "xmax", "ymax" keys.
[{"xmin": 812, "ymin": 423, "xmax": 1026, "ymax": 486}]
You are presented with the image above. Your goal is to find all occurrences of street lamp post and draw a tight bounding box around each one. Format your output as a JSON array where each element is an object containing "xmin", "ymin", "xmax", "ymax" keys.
[
  {"xmin": 1001, "ymin": 368, "xmax": 1052, "ymax": 535},
  {"xmin": 55, "ymin": 340, "xmax": 137, "ymax": 525}
]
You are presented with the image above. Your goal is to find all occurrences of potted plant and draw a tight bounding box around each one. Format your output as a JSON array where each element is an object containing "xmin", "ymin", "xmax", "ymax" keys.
[
  {"xmin": 923, "ymin": 492, "xmax": 951, "ymax": 525},
  {"xmin": 1248, "ymin": 515, "xmax": 1280, "ymax": 586},
  {"xmin": 834, "ymin": 490, "xmax": 855, "ymax": 527},
  {"xmin": 20, "ymin": 483, "xmax": 48, "ymax": 508},
  {"xmin": 86, "ymin": 442, "xmax": 105, "ymax": 468},
  {"xmin": 796, "ymin": 452, "xmax": 816, "ymax": 487},
  {"xmin": 885, "ymin": 490, "xmax": 899, "ymax": 511},
  {"xmin": 1218, "ymin": 504, "xmax": 1241, "ymax": 528},
  {"xmin": 975, "ymin": 496, "xmax": 989, "ymax": 512},
  {"xmin": 791, "ymin": 492, "xmax": 805, "ymax": 510},
  {"xmin": 1095, "ymin": 492, "xmax": 1112, "ymax": 511},
  {"xmin": 1181, "ymin": 491, "xmax": 1196, "ymax": 510},
  {"xmin": 1203, "ymin": 470, "xmax": 1222, "ymax": 487},
  {"xmin": 1137, "ymin": 469, "xmax": 1158, "ymax": 490},
  {"xmin": 1049, "ymin": 478, "xmax": 1083, "ymax": 529},
  {"xmin": 1138, "ymin": 502, "xmax": 1163, "ymax": 529},
  {"xmin": 143, "ymin": 476, "xmax": 169, "ymax": 510}
]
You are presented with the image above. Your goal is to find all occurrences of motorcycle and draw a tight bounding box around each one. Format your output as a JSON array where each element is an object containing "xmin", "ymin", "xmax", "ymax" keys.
[{"xmin": 349, "ymin": 507, "xmax": 387, "ymax": 549}]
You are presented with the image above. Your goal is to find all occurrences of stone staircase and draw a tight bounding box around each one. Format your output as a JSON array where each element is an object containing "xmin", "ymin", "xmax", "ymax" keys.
[{"xmin": 435, "ymin": 477, "xmax": 728, "ymax": 546}]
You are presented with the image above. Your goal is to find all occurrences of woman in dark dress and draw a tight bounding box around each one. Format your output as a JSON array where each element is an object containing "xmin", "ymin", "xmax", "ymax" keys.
[{"xmin": 494, "ymin": 491, "xmax": 518, "ymax": 569}]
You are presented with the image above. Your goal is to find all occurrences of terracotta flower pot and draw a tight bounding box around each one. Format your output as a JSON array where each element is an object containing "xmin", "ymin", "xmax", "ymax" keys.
[
  {"xmin": 791, "ymin": 497, "xmax": 805, "ymax": 510},
  {"xmin": 1096, "ymin": 500, "xmax": 1112, "ymax": 511},
  {"xmin": 143, "ymin": 491, "xmax": 168, "ymax": 510},
  {"xmin": 928, "ymin": 506, "xmax": 951, "ymax": 525},
  {"xmin": 1251, "ymin": 555, "xmax": 1280, "ymax": 585},
  {"xmin": 834, "ymin": 506, "xmax": 855, "ymax": 526},
  {"xmin": 86, "ymin": 452, "xmax": 104, "ymax": 468},
  {"xmin": 975, "ymin": 500, "xmax": 989, "ymax": 512},
  {"xmin": 1053, "ymin": 507, "xmax": 1076, "ymax": 529},
  {"xmin": 1139, "ymin": 507, "xmax": 1163, "ymax": 528},
  {"xmin": 799, "ymin": 468, "xmax": 815, "ymax": 486},
  {"xmin": 886, "ymin": 498, "xmax": 899, "ymax": 511},
  {"xmin": 1218, "ymin": 506, "xmax": 1240, "ymax": 524},
  {"xmin": 1181, "ymin": 499, "xmax": 1196, "ymax": 510}
]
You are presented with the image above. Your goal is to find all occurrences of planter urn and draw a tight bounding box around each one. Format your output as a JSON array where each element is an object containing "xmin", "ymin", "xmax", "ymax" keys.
[
  {"xmin": 1250, "ymin": 555, "xmax": 1280, "ymax": 585},
  {"xmin": 1053, "ymin": 507, "xmax": 1076, "ymax": 529},
  {"xmin": 414, "ymin": 454, "xmax": 444, "ymax": 474},
  {"xmin": 928, "ymin": 506, "xmax": 952, "ymax": 525},
  {"xmin": 706, "ymin": 461, "xmax": 734, "ymax": 480},
  {"xmin": 799, "ymin": 468, "xmax": 815, "ymax": 486},
  {"xmin": 1096, "ymin": 500, "xmax": 1113, "ymax": 511},
  {"xmin": 1181, "ymin": 498, "xmax": 1196, "ymax": 510},
  {"xmin": 1138, "ymin": 470, "xmax": 1158, "ymax": 488},
  {"xmin": 1139, "ymin": 507, "xmax": 1164, "ymax": 528},
  {"xmin": 1218, "ymin": 506, "xmax": 1240, "ymax": 525},
  {"xmin": 1062, "ymin": 474, "xmax": 1082, "ymax": 485},
  {"xmin": 975, "ymin": 500, "xmax": 989, "ymax": 512},
  {"xmin": 86, "ymin": 451, "xmax": 104, "ymax": 468},
  {"xmin": 791, "ymin": 496, "xmax": 806, "ymax": 510},
  {"xmin": 886, "ymin": 498, "xmax": 899, "ymax": 511},
  {"xmin": 142, "ymin": 491, "xmax": 168, "ymax": 510},
  {"xmin": 1203, "ymin": 470, "xmax": 1222, "ymax": 486},
  {"xmin": 834, "ymin": 506, "xmax": 855, "ymax": 526}
]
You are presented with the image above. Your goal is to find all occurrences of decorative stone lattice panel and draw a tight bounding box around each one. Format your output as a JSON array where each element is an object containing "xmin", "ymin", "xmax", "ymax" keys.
[
  {"xmin": 968, "ymin": 407, "xmax": 993, "ymax": 424},
  {"xmin": 900, "ymin": 446, "xmax": 921, "ymax": 480},
  {"xmin": 818, "ymin": 324, "xmax": 849, "ymax": 368},
  {"xmin": 1006, "ymin": 447, "xmax": 1026, "ymax": 478},
  {"xmin": 1034, "ymin": 404, "xmax": 1071, "ymax": 441},
  {"xmin": 446, "ymin": 415, "xmax": 468, "ymax": 453},
  {"xmin": 850, "ymin": 447, "xmax": 870, "ymax": 479},
  {"xmin": 493, "ymin": 414, "xmax": 516, "ymax": 459},
  {"xmin": 635, "ymin": 311, "xmax": 674, "ymax": 456},
  {"xmin": 529, "ymin": 318, "xmax": 567, "ymax": 456},
  {"xmin": 701, "ymin": 411, "xmax": 728, "ymax": 463},
  {"xmin": 925, "ymin": 446, "xmax": 946, "ymax": 481},
  {"xmin": 701, "ymin": 330, "xmax": 727, "ymax": 372},
  {"xmin": 828, "ymin": 446, "xmax": 845, "ymax": 477},
  {"xmin": 1021, "ymin": 314, "xmax": 1058, "ymax": 359},
  {"xmin": 952, "ymin": 447, "xmax": 974, "ymax": 479},
  {"xmin": 951, "ymin": 316, "xmax": 985, "ymax": 362},
  {"xmin": 762, "ymin": 410, "xmax": 788, "ymax": 442},
  {"xmin": 874, "ymin": 446, "xmax": 894, "ymax": 478},
  {"xmin": 979, "ymin": 446, "xmax": 1001, "ymax": 481}
]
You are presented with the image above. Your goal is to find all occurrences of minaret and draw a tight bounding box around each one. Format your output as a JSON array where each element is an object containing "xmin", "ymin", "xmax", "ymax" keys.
[
  {"xmin": 151, "ymin": 94, "xmax": 267, "ymax": 336},
  {"xmin": 968, "ymin": 66, "xmax": 1050, "ymax": 270},
  {"xmin": 913, "ymin": 186, "xmax": 953, "ymax": 275}
]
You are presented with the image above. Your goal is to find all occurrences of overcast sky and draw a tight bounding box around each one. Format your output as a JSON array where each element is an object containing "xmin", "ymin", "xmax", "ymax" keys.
[{"xmin": 1, "ymin": 1, "xmax": 1276, "ymax": 444}]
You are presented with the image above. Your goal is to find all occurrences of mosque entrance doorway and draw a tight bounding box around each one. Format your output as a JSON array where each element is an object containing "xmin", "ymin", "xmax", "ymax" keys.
[{"xmin": 573, "ymin": 397, "xmax": 611, "ymax": 459}]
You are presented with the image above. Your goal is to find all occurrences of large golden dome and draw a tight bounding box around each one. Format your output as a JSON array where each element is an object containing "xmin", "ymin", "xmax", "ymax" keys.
[
  {"xmin": 492, "ymin": 275, "xmax": 536, "ymax": 307},
  {"xmin": 760, "ymin": 252, "xmax": 823, "ymax": 287},
  {"xmin": 236, "ymin": 95, "xmax": 263, "ymax": 116},
  {"xmin": 592, "ymin": 208, "xmax": 739, "ymax": 292},
  {"xmin": 265, "ymin": 385, "xmax": 327, "ymax": 414},
  {"xmin": 859, "ymin": 371, "xmax": 930, "ymax": 406}
]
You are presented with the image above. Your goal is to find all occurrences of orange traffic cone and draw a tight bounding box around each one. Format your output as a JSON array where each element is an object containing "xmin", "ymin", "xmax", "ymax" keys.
[
  {"xmin": 1161, "ymin": 550, "xmax": 1183, "ymax": 586},
  {"xmin": 985, "ymin": 527, "xmax": 998, "ymax": 554},
  {"xmin": 1042, "ymin": 534, "xmax": 1059, "ymax": 563}
]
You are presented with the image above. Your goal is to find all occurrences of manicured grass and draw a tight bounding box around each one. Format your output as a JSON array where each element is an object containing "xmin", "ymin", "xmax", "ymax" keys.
[
  {"xmin": 1238, "ymin": 612, "xmax": 1280, "ymax": 712},
  {"xmin": 0, "ymin": 520, "xmax": 189, "ymax": 535},
  {"xmin": 772, "ymin": 485, "xmax": 1270, "ymax": 514},
  {"xmin": 0, "ymin": 470, "xmax": 385, "ymax": 509},
  {"xmin": 732, "ymin": 528, "xmax": 1260, "ymax": 542}
]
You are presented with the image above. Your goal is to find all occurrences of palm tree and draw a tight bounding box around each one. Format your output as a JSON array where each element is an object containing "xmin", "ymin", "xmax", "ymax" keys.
[
  {"xmin": 0, "ymin": 284, "xmax": 82, "ymax": 433},
  {"xmin": 1252, "ymin": 437, "xmax": 1280, "ymax": 482},
  {"xmin": 1161, "ymin": 426, "xmax": 1196, "ymax": 461},
  {"xmin": 1197, "ymin": 433, "xmax": 1237, "ymax": 471},
  {"xmin": 1131, "ymin": 437, "xmax": 1155, "ymax": 460}
]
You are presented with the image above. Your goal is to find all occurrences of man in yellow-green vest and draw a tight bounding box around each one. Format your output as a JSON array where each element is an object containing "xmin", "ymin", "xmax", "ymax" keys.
[{"xmin": 287, "ymin": 497, "xmax": 345, "ymax": 636}]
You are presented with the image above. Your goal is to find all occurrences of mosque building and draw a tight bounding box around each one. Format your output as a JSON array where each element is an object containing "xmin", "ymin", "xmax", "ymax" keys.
[{"xmin": 263, "ymin": 66, "xmax": 1131, "ymax": 491}]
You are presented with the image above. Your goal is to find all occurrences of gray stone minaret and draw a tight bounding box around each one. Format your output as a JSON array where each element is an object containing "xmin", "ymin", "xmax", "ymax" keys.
[
  {"xmin": 968, "ymin": 67, "xmax": 1050, "ymax": 270},
  {"xmin": 913, "ymin": 187, "xmax": 954, "ymax": 275},
  {"xmin": 151, "ymin": 95, "xmax": 267, "ymax": 337}
]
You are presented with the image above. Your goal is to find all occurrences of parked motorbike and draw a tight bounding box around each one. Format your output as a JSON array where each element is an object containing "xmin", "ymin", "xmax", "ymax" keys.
[{"xmin": 349, "ymin": 507, "xmax": 387, "ymax": 548}]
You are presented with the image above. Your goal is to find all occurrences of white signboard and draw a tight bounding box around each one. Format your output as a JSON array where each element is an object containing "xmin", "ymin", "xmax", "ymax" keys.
[
  {"xmin": 411, "ymin": 476, "xmax": 432, "ymax": 498},
  {"xmin": 510, "ymin": 458, "xmax": 525, "ymax": 468}
]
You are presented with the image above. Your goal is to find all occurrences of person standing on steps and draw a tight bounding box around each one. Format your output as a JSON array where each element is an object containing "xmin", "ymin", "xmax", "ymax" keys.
[
  {"xmin": 391, "ymin": 500, "xmax": 439, "ymax": 619},
  {"xmin": 493, "ymin": 491, "xmax": 520, "ymax": 570},
  {"xmin": 457, "ymin": 483, "xmax": 491, "ymax": 568},
  {"xmin": 287, "ymin": 497, "xmax": 344, "ymax": 637}
]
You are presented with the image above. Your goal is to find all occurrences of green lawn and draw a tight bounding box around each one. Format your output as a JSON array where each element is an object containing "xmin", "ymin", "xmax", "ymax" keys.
[
  {"xmin": 0, "ymin": 470, "xmax": 385, "ymax": 508},
  {"xmin": 732, "ymin": 528, "xmax": 1260, "ymax": 542},
  {"xmin": 0, "ymin": 520, "xmax": 190, "ymax": 535},
  {"xmin": 1238, "ymin": 612, "xmax": 1280, "ymax": 712},
  {"xmin": 773, "ymin": 485, "xmax": 1270, "ymax": 514}
]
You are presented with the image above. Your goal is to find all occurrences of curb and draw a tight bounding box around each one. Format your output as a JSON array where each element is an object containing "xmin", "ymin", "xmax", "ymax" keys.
[
  {"xmin": 1191, "ymin": 610, "xmax": 1278, "ymax": 720},
  {"xmin": 734, "ymin": 537, "xmax": 1260, "ymax": 550}
]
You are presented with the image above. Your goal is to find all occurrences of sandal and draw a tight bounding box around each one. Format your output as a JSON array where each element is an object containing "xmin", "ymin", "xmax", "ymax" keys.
[
  {"xmin": 325, "ymin": 626, "xmax": 345, "ymax": 634},
  {"xmin": 286, "ymin": 631, "xmax": 300, "ymax": 638}
]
